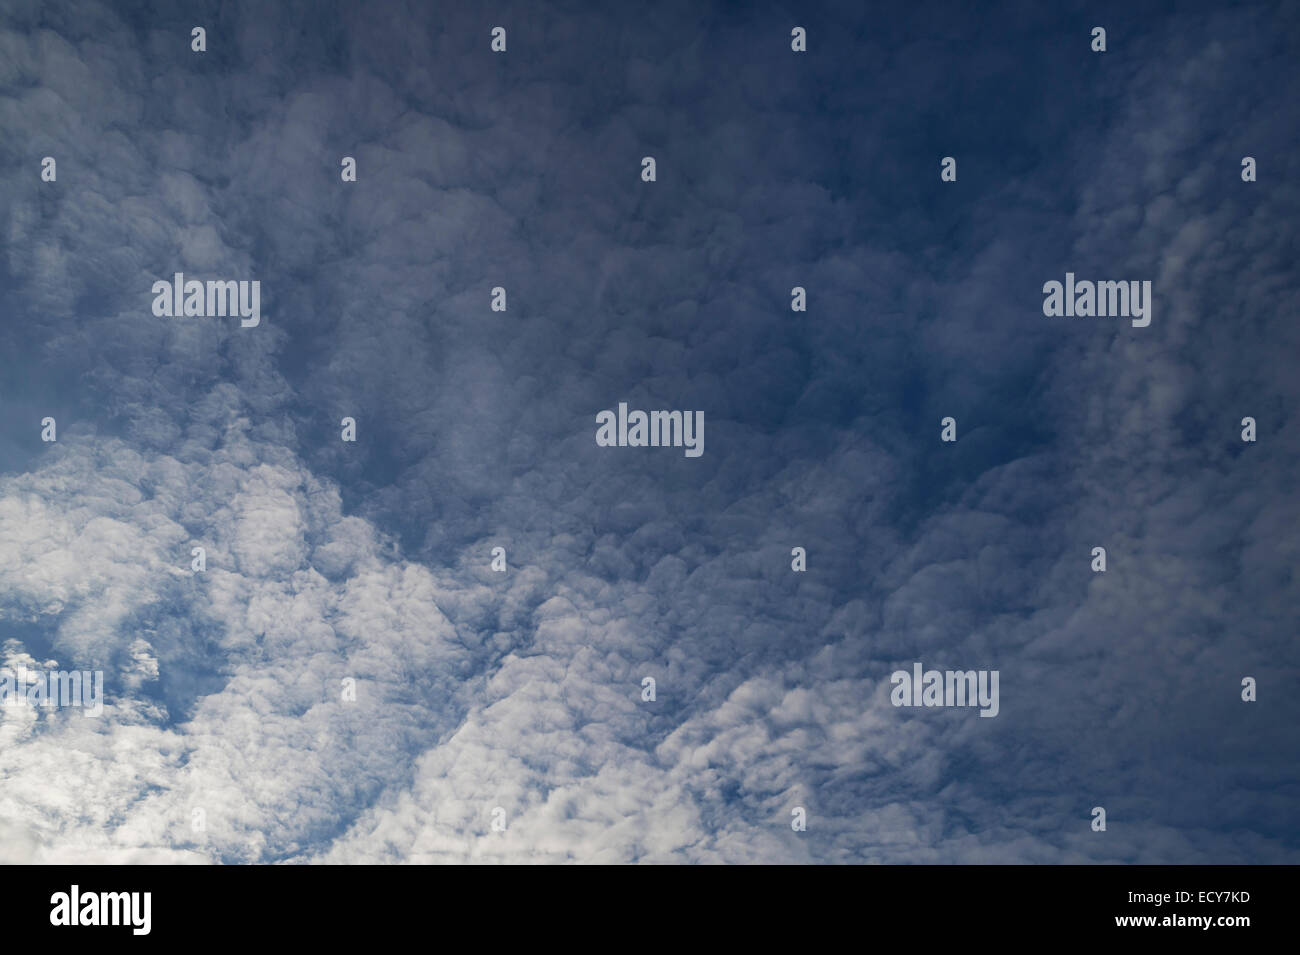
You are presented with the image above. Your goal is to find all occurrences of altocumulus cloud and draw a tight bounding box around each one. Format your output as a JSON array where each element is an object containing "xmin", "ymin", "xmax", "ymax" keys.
[{"xmin": 0, "ymin": 0, "xmax": 1298, "ymax": 863}]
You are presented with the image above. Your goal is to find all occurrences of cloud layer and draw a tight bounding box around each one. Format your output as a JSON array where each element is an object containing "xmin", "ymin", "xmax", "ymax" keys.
[{"xmin": 0, "ymin": 0, "xmax": 1296, "ymax": 863}]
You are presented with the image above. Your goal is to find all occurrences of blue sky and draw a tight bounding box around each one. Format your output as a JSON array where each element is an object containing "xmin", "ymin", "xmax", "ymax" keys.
[{"xmin": 0, "ymin": 0, "xmax": 1297, "ymax": 863}]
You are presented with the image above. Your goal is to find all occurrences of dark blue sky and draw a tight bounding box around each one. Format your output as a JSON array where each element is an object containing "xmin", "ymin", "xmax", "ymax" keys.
[{"xmin": 0, "ymin": 0, "xmax": 1296, "ymax": 863}]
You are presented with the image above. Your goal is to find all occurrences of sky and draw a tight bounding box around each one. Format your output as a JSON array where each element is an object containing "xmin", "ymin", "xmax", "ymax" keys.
[{"xmin": 0, "ymin": 0, "xmax": 1297, "ymax": 864}]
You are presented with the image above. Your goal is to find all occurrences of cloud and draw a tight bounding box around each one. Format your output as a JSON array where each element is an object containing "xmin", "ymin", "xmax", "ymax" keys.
[{"xmin": 0, "ymin": 0, "xmax": 1296, "ymax": 864}]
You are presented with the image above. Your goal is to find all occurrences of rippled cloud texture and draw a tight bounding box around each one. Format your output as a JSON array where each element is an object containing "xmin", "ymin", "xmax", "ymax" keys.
[{"xmin": 0, "ymin": 0, "xmax": 1297, "ymax": 863}]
